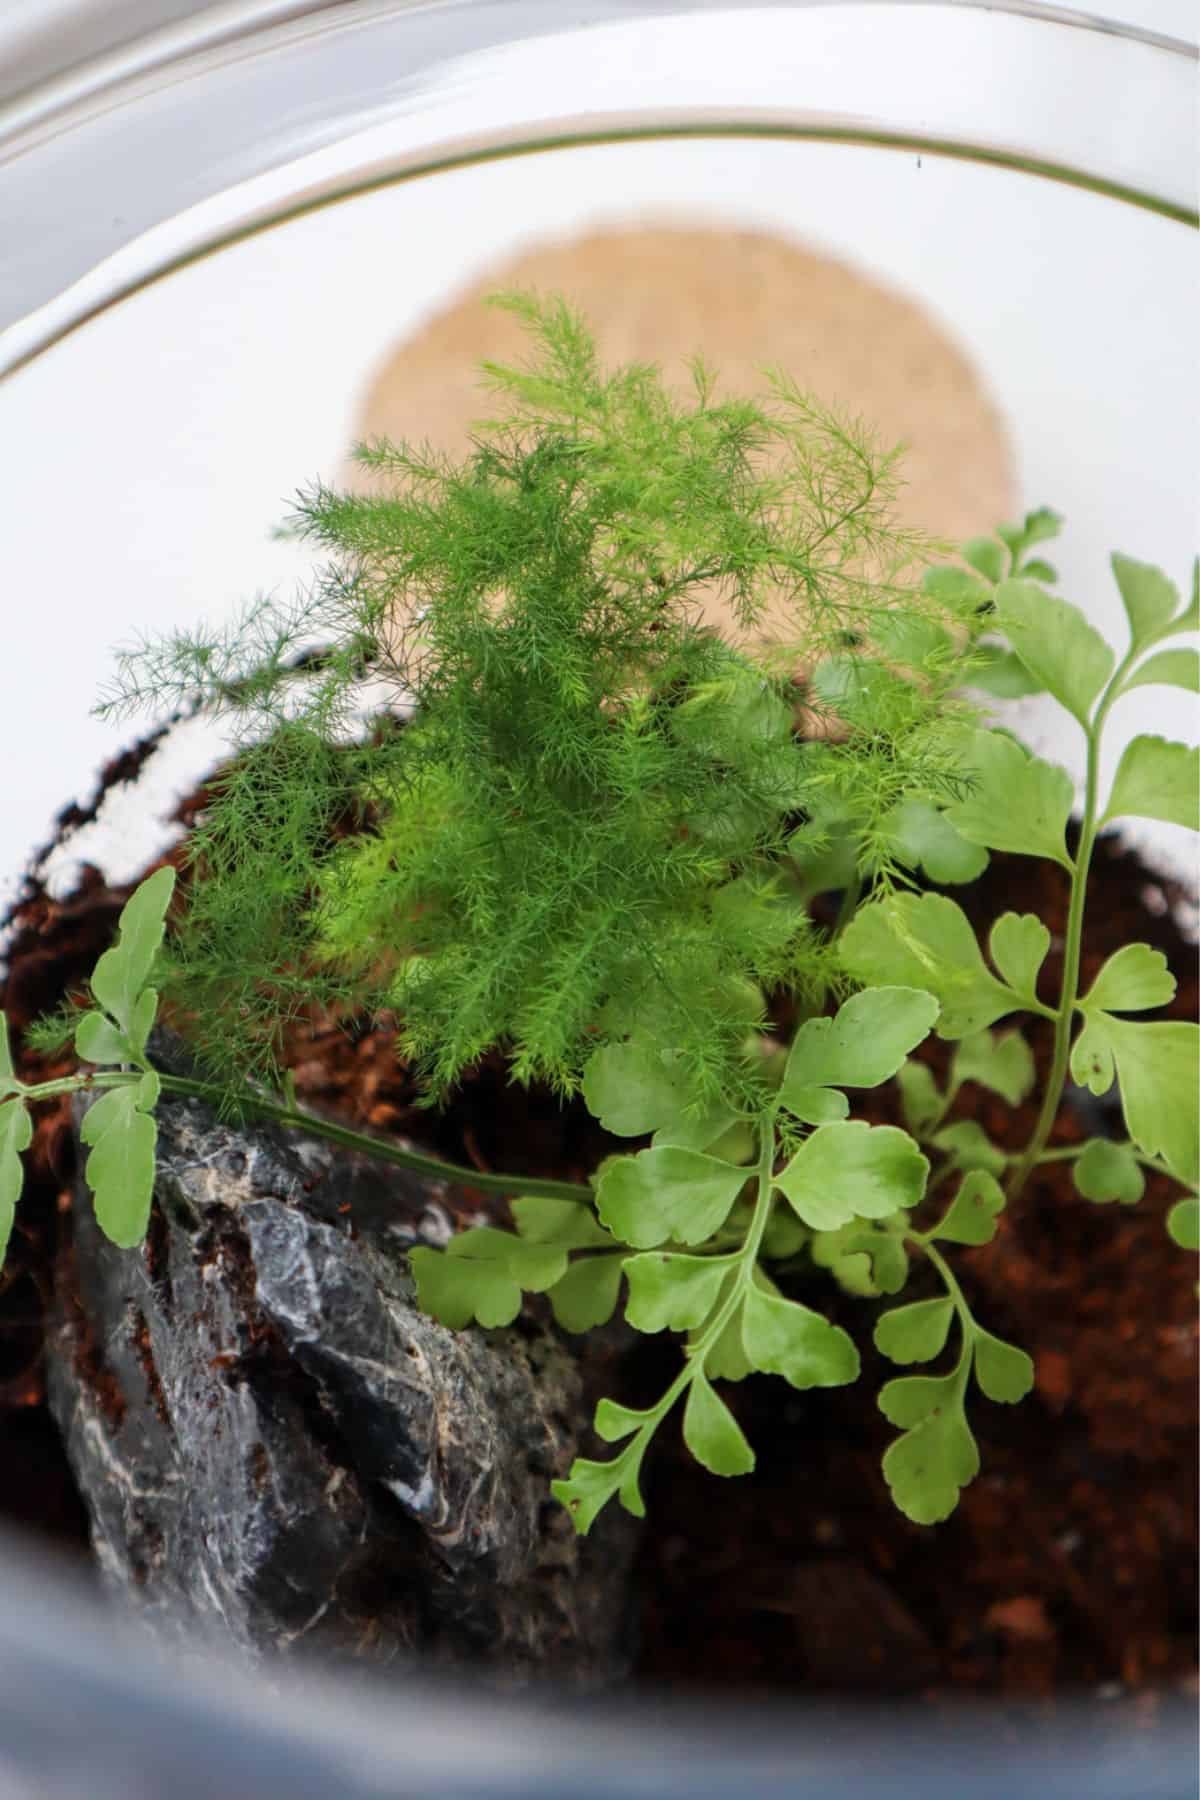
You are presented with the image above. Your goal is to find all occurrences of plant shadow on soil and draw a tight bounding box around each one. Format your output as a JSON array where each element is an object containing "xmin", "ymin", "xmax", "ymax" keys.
[{"xmin": 1, "ymin": 751, "xmax": 1195, "ymax": 1716}]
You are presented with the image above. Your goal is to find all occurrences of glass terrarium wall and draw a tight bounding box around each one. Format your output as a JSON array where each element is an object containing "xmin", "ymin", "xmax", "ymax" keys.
[{"xmin": 1, "ymin": 2, "xmax": 1196, "ymax": 909}]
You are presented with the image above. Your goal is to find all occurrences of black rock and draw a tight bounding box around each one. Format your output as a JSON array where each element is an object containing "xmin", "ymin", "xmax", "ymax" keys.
[{"xmin": 46, "ymin": 1038, "xmax": 637, "ymax": 1687}]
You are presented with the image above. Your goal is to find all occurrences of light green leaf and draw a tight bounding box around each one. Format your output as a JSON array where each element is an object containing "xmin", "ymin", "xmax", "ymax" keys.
[
  {"xmin": 683, "ymin": 1372, "xmax": 755, "ymax": 1477},
  {"xmin": 896, "ymin": 1061, "xmax": 942, "ymax": 1137},
  {"xmin": 781, "ymin": 987, "xmax": 939, "ymax": 1104},
  {"xmin": 409, "ymin": 1244, "xmax": 522, "ymax": 1330},
  {"xmin": 931, "ymin": 1170, "xmax": 1006, "ymax": 1246},
  {"xmin": 88, "ymin": 866, "xmax": 175, "ymax": 1035},
  {"xmin": 988, "ymin": 913, "xmax": 1052, "ymax": 1002},
  {"xmin": 1016, "ymin": 506, "xmax": 1064, "ymax": 551},
  {"xmin": 741, "ymin": 1284, "xmax": 860, "ymax": 1388},
  {"xmin": 1123, "ymin": 649, "xmax": 1199, "ymax": 695},
  {"xmin": 552, "ymin": 1446, "xmax": 645, "ymax": 1533},
  {"xmin": 1070, "ymin": 1015, "xmax": 1198, "ymax": 1185},
  {"xmin": 1111, "ymin": 553, "xmax": 1179, "ymax": 648},
  {"xmin": 973, "ymin": 1331, "xmax": 1035, "ymax": 1404},
  {"xmin": 623, "ymin": 1252, "xmax": 731, "ymax": 1333},
  {"xmin": 1020, "ymin": 559, "xmax": 1057, "ymax": 584},
  {"xmin": 874, "ymin": 1297, "xmax": 954, "ymax": 1365},
  {"xmin": 810, "ymin": 1219, "xmax": 910, "ymax": 1297},
  {"xmin": 885, "ymin": 798, "xmax": 988, "ymax": 886},
  {"xmin": 651, "ymin": 1102, "xmax": 742, "ymax": 1154},
  {"xmin": 0, "ymin": 1098, "xmax": 32, "ymax": 1266},
  {"xmin": 877, "ymin": 1368, "xmax": 960, "ymax": 1429},
  {"xmin": 969, "ymin": 643, "xmax": 1044, "ymax": 699},
  {"xmin": 127, "ymin": 987, "xmax": 159, "ymax": 1061},
  {"xmin": 510, "ymin": 1195, "xmax": 613, "ymax": 1249},
  {"xmin": 594, "ymin": 1397, "xmax": 658, "ymax": 1443},
  {"xmin": 0, "ymin": 1016, "xmax": 16, "ymax": 1097},
  {"xmin": 1073, "ymin": 1139, "xmax": 1144, "ymax": 1206},
  {"xmin": 581, "ymin": 1037, "xmax": 693, "ymax": 1137},
  {"xmin": 945, "ymin": 730, "xmax": 1074, "ymax": 868},
  {"xmin": 780, "ymin": 1085, "xmax": 850, "ymax": 1126},
  {"xmin": 445, "ymin": 1226, "xmax": 568, "ymax": 1294},
  {"xmin": 1103, "ymin": 735, "xmax": 1198, "ymax": 831},
  {"xmin": 840, "ymin": 894, "xmax": 1019, "ymax": 1039},
  {"xmin": 704, "ymin": 1286, "xmax": 754, "ymax": 1381},
  {"xmin": 931, "ymin": 1121, "xmax": 1007, "ymax": 1177},
  {"xmin": 1080, "ymin": 944, "xmax": 1175, "ymax": 1015},
  {"xmin": 595, "ymin": 1146, "xmax": 748, "ymax": 1249},
  {"xmin": 995, "ymin": 579, "xmax": 1114, "ymax": 728},
  {"xmin": 1166, "ymin": 1198, "xmax": 1198, "ymax": 1251},
  {"xmin": 952, "ymin": 1029, "xmax": 1036, "ymax": 1105},
  {"xmin": 775, "ymin": 1121, "xmax": 927, "ymax": 1231},
  {"xmin": 881, "ymin": 1394, "xmax": 979, "ymax": 1524},
  {"xmin": 546, "ymin": 1255, "xmax": 625, "ymax": 1333},
  {"xmin": 962, "ymin": 537, "xmax": 1005, "ymax": 583},
  {"xmin": 83, "ymin": 1086, "xmax": 157, "ymax": 1249},
  {"xmin": 74, "ymin": 1011, "xmax": 134, "ymax": 1066},
  {"xmin": 921, "ymin": 564, "xmax": 994, "ymax": 610}
]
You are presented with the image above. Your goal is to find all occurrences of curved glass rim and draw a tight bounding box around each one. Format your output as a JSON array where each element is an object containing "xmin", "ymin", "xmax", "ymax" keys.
[{"xmin": 0, "ymin": 0, "xmax": 1196, "ymax": 381}]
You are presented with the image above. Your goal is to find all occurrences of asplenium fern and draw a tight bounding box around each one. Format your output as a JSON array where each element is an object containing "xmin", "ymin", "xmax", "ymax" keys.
[{"xmin": 5, "ymin": 302, "xmax": 1197, "ymax": 1538}]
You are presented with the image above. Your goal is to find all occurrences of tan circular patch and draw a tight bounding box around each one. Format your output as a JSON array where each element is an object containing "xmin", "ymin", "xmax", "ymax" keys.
[{"xmin": 355, "ymin": 225, "xmax": 1014, "ymax": 645}]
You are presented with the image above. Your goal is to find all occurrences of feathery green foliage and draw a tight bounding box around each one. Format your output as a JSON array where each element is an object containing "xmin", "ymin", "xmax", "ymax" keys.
[{"xmin": 4, "ymin": 306, "xmax": 1196, "ymax": 1545}]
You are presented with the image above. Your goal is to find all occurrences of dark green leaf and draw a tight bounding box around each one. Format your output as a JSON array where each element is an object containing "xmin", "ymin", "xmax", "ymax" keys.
[{"xmin": 682, "ymin": 1372, "xmax": 755, "ymax": 1476}]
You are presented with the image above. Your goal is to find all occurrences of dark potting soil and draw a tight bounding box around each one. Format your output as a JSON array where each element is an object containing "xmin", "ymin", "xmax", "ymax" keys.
[{"xmin": 0, "ymin": 772, "xmax": 1195, "ymax": 1712}]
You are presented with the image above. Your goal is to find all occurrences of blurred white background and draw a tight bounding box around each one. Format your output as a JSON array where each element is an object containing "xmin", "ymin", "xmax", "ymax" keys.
[{"xmin": 1, "ymin": 4, "xmax": 1196, "ymax": 913}]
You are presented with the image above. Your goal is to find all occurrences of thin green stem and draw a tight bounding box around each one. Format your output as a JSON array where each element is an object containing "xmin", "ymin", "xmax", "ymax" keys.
[
  {"xmin": 15, "ymin": 1067, "xmax": 593, "ymax": 1205},
  {"xmin": 1005, "ymin": 648, "xmax": 1140, "ymax": 1203}
]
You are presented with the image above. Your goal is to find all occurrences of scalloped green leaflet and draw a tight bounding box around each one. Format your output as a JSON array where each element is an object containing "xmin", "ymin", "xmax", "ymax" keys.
[
  {"xmin": 884, "ymin": 798, "xmax": 988, "ymax": 886},
  {"xmin": 551, "ymin": 1446, "xmax": 646, "ymax": 1533},
  {"xmin": 962, "ymin": 537, "xmax": 1005, "ymax": 584},
  {"xmin": 581, "ymin": 1037, "xmax": 694, "ymax": 1136},
  {"xmin": 0, "ymin": 1098, "xmax": 32, "ymax": 1264},
  {"xmin": 879, "ymin": 1371, "xmax": 979, "ymax": 1525},
  {"xmin": 595, "ymin": 1146, "xmax": 748, "ymax": 1248},
  {"xmin": 994, "ymin": 580, "xmax": 1114, "ymax": 729},
  {"xmin": 775, "ymin": 1121, "xmax": 927, "ymax": 1231},
  {"xmin": 1073, "ymin": 1140, "xmax": 1144, "ymax": 1206},
  {"xmin": 930, "ymin": 1170, "xmax": 1006, "ymax": 1246},
  {"xmin": 780, "ymin": 987, "xmax": 938, "ymax": 1108},
  {"xmin": 80, "ymin": 1086, "xmax": 157, "ymax": 1249},
  {"xmin": 740, "ymin": 1284, "xmax": 860, "ymax": 1387},
  {"xmin": 988, "ymin": 913, "xmax": 1051, "ymax": 1002},
  {"xmin": 683, "ymin": 1372, "xmax": 755, "ymax": 1476},
  {"xmin": 510, "ymin": 1195, "xmax": 613, "ymax": 1249},
  {"xmin": 840, "ymin": 894, "xmax": 1019, "ymax": 1039},
  {"xmin": 623, "ymin": 1252, "xmax": 731, "ymax": 1333},
  {"xmin": 930, "ymin": 1121, "xmax": 1006, "ymax": 1177},
  {"xmin": 1079, "ymin": 944, "xmax": 1176, "ymax": 1015},
  {"xmin": 1110, "ymin": 553, "xmax": 1180, "ymax": 647},
  {"xmin": 952, "ymin": 1029, "xmax": 1035, "ymax": 1106},
  {"xmin": 1070, "ymin": 1016, "xmax": 1199, "ymax": 1186},
  {"xmin": 1102, "ymin": 736, "xmax": 1199, "ymax": 832},
  {"xmin": 409, "ymin": 1245, "xmax": 522, "ymax": 1329},
  {"xmin": 969, "ymin": 643, "xmax": 1043, "ymax": 700},
  {"xmin": 0, "ymin": 1018, "xmax": 15, "ymax": 1096},
  {"xmin": 74, "ymin": 1011, "xmax": 134, "ymax": 1066},
  {"xmin": 546, "ymin": 1256, "xmax": 625, "ymax": 1333},
  {"xmin": 88, "ymin": 865, "xmax": 175, "ymax": 1036},
  {"xmin": 944, "ymin": 731, "xmax": 1074, "ymax": 869},
  {"xmin": 896, "ymin": 1060, "xmax": 941, "ymax": 1136},
  {"xmin": 1123, "ymin": 649, "xmax": 1199, "ymax": 695},
  {"xmin": 973, "ymin": 1331, "xmax": 1035, "ymax": 1403},
  {"xmin": 874, "ymin": 1297, "xmax": 954, "ymax": 1365},
  {"xmin": 1167, "ymin": 1199, "xmax": 1199, "ymax": 1251},
  {"xmin": 446, "ymin": 1226, "xmax": 568, "ymax": 1292}
]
